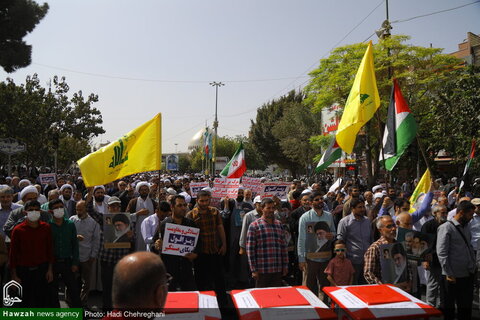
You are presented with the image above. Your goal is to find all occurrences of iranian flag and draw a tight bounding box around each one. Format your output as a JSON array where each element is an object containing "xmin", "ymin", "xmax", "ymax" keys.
[
  {"xmin": 220, "ymin": 142, "xmax": 247, "ymax": 178},
  {"xmin": 316, "ymin": 135, "xmax": 342, "ymax": 172},
  {"xmin": 459, "ymin": 139, "xmax": 476, "ymax": 192},
  {"xmin": 380, "ymin": 79, "xmax": 417, "ymax": 171}
]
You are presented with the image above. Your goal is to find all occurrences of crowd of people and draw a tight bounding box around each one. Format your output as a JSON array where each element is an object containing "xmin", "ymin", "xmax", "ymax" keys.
[{"xmin": 0, "ymin": 172, "xmax": 479, "ymax": 319}]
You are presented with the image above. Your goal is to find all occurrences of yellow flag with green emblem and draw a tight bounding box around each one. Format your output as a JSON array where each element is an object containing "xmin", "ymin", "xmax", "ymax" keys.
[
  {"xmin": 336, "ymin": 41, "xmax": 380, "ymax": 154},
  {"xmin": 77, "ymin": 114, "xmax": 161, "ymax": 187},
  {"xmin": 409, "ymin": 168, "xmax": 431, "ymax": 213}
]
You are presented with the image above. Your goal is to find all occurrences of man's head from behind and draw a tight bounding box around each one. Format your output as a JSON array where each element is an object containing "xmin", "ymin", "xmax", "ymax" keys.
[{"xmin": 112, "ymin": 252, "xmax": 168, "ymax": 310}]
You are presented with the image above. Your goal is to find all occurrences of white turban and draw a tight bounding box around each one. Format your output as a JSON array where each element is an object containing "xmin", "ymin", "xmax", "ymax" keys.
[
  {"xmin": 136, "ymin": 181, "xmax": 150, "ymax": 193},
  {"xmin": 372, "ymin": 185, "xmax": 383, "ymax": 193},
  {"xmin": 20, "ymin": 185, "xmax": 38, "ymax": 200},
  {"xmin": 60, "ymin": 184, "xmax": 73, "ymax": 192},
  {"xmin": 374, "ymin": 192, "xmax": 383, "ymax": 200},
  {"xmin": 166, "ymin": 187, "xmax": 177, "ymax": 195},
  {"xmin": 179, "ymin": 191, "xmax": 191, "ymax": 204},
  {"xmin": 93, "ymin": 185, "xmax": 105, "ymax": 193},
  {"xmin": 19, "ymin": 179, "xmax": 31, "ymax": 187}
]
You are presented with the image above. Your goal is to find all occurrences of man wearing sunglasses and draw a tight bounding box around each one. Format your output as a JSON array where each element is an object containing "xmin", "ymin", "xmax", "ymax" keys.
[{"xmin": 364, "ymin": 215, "xmax": 411, "ymax": 292}]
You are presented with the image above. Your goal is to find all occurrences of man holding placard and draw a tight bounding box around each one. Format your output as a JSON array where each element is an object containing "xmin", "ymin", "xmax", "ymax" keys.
[{"xmin": 152, "ymin": 195, "xmax": 198, "ymax": 291}]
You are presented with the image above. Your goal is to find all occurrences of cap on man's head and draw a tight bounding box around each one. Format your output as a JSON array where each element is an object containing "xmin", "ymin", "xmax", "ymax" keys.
[
  {"xmin": 253, "ymin": 195, "xmax": 262, "ymax": 204},
  {"xmin": 108, "ymin": 196, "xmax": 122, "ymax": 205},
  {"xmin": 472, "ymin": 198, "xmax": 480, "ymax": 206}
]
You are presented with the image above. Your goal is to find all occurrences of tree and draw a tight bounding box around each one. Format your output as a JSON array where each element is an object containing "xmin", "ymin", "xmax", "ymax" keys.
[
  {"xmin": 0, "ymin": 74, "xmax": 105, "ymax": 172},
  {"xmin": 0, "ymin": 0, "xmax": 49, "ymax": 72},
  {"xmin": 304, "ymin": 35, "xmax": 461, "ymax": 183},
  {"xmin": 271, "ymin": 96, "xmax": 323, "ymax": 173},
  {"xmin": 249, "ymin": 90, "xmax": 307, "ymax": 177}
]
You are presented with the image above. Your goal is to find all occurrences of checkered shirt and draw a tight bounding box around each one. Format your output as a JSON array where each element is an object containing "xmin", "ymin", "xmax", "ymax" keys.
[
  {"xmin": 246, "ymin": 217, "xmax": 288, "ymax": 274},
  {"xmin": 363, "ymin": 236, "xmax": 389, "ymax": 284}
]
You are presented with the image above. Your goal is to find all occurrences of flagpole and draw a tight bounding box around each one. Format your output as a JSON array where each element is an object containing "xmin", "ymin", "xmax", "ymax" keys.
[
  {"xmin": 376, "ymin": 112, "xmax": 389, "ymax": 190},
  {"xmin": 416, "ymin": 135, "xmax": 431, "ymax": 172}
]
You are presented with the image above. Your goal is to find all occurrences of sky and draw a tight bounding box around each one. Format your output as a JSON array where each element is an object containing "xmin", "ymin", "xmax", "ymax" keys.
[{"xmin": 1, "ymin": 0, "xmax": 479, "ymax": 154}]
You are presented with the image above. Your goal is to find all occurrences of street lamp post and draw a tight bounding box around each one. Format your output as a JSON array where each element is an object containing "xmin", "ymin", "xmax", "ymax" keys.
[{"xmin": 209, "ymin": 81, "xmax": 224, "ymax": 176}]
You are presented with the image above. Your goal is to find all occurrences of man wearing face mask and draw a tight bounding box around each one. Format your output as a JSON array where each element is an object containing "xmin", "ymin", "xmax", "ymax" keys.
[
  {"xmin": 437, "ymin": 200, "xmax": 476, "ymax": 320},
  {"xmin": 48, "ymin": 199, "xmax": 81, "ymax": 307},
  {"xmin": 69, "ymin": 200, "xmax": 100, "ymax": 307},
  {"xmin": 9, "ymin": 200, "xmax": 54, "ymax": 307},
  {"xmin": 126, "ymin": 182, "xmax": 157, "ymax": 251}
]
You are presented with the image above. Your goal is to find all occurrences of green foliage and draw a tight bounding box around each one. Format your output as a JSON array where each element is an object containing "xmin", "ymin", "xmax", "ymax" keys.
[
  {"xmin": 303, "ymin": 35, "xmax": 463, "ymax": 179},
  {"xmin": 250, "ymin": 90, "xmax": 316, "ymax": 176},
  {"xmin": 424, "ymin": 65, "xmax": 480, "ymax": 171},
  {"xmin": 0, "ymin": 74, "xmax": 105, "ymax": 171},
  {"xmin": 0, "ymin": 0, "xmax": 49, "ymax": 72},
  {"xmin": 189, "ymin": 135, "xmax": 266, "ymax": 172}
]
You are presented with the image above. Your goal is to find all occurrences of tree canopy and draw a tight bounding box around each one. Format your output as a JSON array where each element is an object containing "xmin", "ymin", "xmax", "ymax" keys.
[
  {"xmin": 0, "ymin": 0, "xmax": 49, "ymax": 72},
  {"xmin": 0, "ymin": 74, "xmax": 105, "ymax": 172}
]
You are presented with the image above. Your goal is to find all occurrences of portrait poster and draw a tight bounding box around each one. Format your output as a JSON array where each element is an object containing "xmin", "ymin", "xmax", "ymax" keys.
[
  {"xmin": 379, "ymin": 243, "xmax": 409, "ymax": 284},
  {"xmin": 396, "ymin": 227, "xmax": 433, "ymax": 261},
  {"xmin": 103, "ymin": 213, "xmax": 131, "ymax": 249},
  {"xmin": 162, "ymin": 223, "xmax": 200, "ymax": 257},
  {"xmin": 304, "ymin": 221, "xmax": 332, "ymax": 260}
]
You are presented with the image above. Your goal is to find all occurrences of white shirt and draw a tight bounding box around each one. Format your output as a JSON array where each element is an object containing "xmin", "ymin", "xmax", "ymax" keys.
[{"xmin": 141, "ymin": 214, "xmax": 161, "ymax": 251}]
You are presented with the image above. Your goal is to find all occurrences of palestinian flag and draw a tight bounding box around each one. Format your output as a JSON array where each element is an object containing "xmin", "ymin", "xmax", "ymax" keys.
[
  {"xmin": 459, "ymin": 139, "xmax": 476, "ymax": 193},
  {"xmin": 380, "ymin": 79, "xmax": 417, "ymax": 171},
  {"xmin": 316, "ymin": 135, "xmax": 342, "ymax": 172},
  {"xmin": 220, "ymin": 142, "xmax": 246, "ymax": 178}
]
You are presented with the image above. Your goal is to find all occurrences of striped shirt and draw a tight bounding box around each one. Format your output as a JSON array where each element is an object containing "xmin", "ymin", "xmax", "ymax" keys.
[
  {"xmin": 246, "ymin": 217, "xmax": 288, "ymax": 274},
  {"xmin": 363, "ymin": 236, "xmax": 390, "ymax": 284}
]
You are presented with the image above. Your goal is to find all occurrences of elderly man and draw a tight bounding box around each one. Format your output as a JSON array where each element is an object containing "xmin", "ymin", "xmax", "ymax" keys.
[
  {"xmin": 0, "ymin": 186, "xmax": 22, "ymax": 238},
  {"xmin": 70, "ymin": 200, "xmax": 100, "ymax": 306},
  {"xmin": 101, "ymin": 252, "xmax": 168, "ymax": 318},
  {"xmin": 437, "ymin": 200, "xmax": 476, "ymax": 320},
  {"xmin": 3, "ymin": 186, "xmax": 50, "ymax": 240},
  {"xmin": 364, "ymin": 215, "xmax": 410, "ymax": 292},
  {"xmin": 127, "ymin": 182, "xmax": 157, "ymax": 251}
]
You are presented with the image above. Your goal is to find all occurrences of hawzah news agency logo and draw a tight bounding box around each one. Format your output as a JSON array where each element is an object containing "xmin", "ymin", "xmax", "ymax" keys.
[{"xmin": 3, "ymin": 280, "xmax": 22, "ymax": 306}]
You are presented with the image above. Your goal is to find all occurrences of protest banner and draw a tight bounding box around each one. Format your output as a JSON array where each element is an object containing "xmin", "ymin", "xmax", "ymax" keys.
[
  {"xmin": 39, "ymin": 173, "xmax": 57, "ymax": 186},
  {"xmin": 260, "ymin": 182, "xmax": 290, "ymax": 199},
  {"xmin": 190, "ymin": 181, "xmax": 209, "ymax": 198},
  {"xmin": 241, "ymin": 177, "xmax": 263, "ymax": 195},
  {"xmin": 162, "ymin": 223, "xmax": 200, "ymax": 256},
  {"xmin": 212, "ymin": 178, "xmax": 240, "ymax": 198}
]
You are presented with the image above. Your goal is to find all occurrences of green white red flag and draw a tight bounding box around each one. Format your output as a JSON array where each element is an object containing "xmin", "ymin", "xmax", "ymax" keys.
[
  {"xmin": 380, "ymin": 79, "xmax": 417, "ymax": 171},
  {"xmin": 316, "ymin": 135, "xmax": 342, "ymax": 172},
  {"xmin": 220, "ymin": 142, "xmax": 247, "ymax": 178}
]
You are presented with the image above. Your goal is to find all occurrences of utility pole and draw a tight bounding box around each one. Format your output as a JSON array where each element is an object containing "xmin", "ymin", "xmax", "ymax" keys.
[{"xmin": 209, "ymin": 81, "xmax": 224, "ymax": 176}]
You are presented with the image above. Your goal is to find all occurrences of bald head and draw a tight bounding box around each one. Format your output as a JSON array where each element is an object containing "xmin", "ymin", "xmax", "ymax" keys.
[
  {"xmin": 112, "ymin": 252, "xmax": 168, "ymax": 310},
  {"xmin": 396, "ymin": 212, "xmax": 413, "ymax": 229}
]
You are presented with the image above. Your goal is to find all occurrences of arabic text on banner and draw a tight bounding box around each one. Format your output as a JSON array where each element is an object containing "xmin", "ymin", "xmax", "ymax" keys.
[
  {"xmin": 189, "ymin": 181, "xmax": 210, "ymax": 198},
  {"xmin": 212, "ymin": 178, "xmax": 240, "ymax": 198},
  {"xmin": 162, "ymin": 223, "xmax": 200, "ymax": 256}
]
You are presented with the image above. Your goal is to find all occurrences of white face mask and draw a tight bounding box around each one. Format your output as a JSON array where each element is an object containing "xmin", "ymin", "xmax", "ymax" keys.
[
  {"xmin": 53, "ymin": 208, "xmax": 64, "ymax": 219},
  {"xmin": 27, "ymin": 210, "xmax": 41, "ymax": 222}
]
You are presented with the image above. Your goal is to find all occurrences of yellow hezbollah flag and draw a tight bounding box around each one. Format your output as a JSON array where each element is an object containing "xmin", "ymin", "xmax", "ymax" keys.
[
  {"xmin": 77, "ymin": 114, "xmax": 161, "ymax": 187},
  {"xmin": 409, "ymin": 168, "xmax": 431, "ymax": 213},
  {"xmin": 336, "ymin": 41, "xmax": 380, "ymax": 154}
]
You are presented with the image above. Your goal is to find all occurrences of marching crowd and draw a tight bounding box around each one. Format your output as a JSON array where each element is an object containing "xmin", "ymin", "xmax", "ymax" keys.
[{"xmin": 0, "ymin": 173, "xmax": 480, "ymax": 319}]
